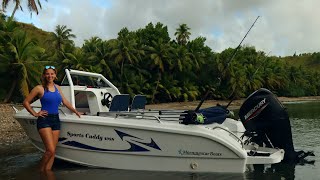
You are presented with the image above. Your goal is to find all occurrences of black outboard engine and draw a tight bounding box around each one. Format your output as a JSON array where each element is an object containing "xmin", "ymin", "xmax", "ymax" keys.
[{"xmin": 239, "ymin": 88, "xmax": 314, "ymax": 163}]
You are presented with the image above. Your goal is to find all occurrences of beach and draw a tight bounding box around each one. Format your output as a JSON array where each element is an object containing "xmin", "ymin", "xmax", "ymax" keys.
[
  {"xmin": 0, "ymin": 104, "xmax": 28, "ymax": 146},
  {"xmin": 1, "ymin": 96, "xmax": 319, "ymax": 146}
]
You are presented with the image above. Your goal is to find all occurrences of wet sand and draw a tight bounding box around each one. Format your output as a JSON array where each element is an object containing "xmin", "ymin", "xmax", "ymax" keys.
[{"xmin": 1, "ymin": 96, "xmax": 319, "ymax": 145}]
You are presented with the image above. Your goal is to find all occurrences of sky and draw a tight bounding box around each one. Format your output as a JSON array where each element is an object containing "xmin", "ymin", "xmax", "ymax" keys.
[{"xmin": 2, "ymin": 0, "xmax": 320, "ymax": 56}]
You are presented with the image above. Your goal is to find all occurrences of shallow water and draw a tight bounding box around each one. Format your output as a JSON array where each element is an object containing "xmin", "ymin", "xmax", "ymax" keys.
[{"xmin": 1, "ymin": 101, "xmax": 320, "ymax": 180}]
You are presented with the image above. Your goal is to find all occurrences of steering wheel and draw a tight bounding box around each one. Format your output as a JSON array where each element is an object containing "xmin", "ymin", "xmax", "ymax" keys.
[{"xmin": 101, "ymin": 92, "xmax": 113, "ymax": 107}]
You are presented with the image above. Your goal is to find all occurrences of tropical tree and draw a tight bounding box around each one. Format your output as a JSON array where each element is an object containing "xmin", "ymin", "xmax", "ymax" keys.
[
  {"xmin": 243, "ymin": 64, "xmax": 263, "ymax": 93},
  {"xmin": 83, "ymin": 38, "xmax": 115, "ymax": 79},
  {"xmin": 174, "ymin": 23, "xmax": 191, "ymax": 45},
  {"xmin": 135, "ymin": 22, "xmax": 170, "ymax": 47},
  {"xmin": 170, "ymin": 44, "xmax": 191, "ymax": 72},
  {"xmin": 0, "ymin": 29, "xmax": 47, "ymax": 102},
  {"xmin": 2, "ymin": 0, "xmax": 46, "ymax": 18},
  {"xmin": 0, "ymin": 17, "xmax": 18, "ymax": 42},
  {"xmin": 261, "ymin": 57, "xmax": 287, "ymax": 91},
  {"xmin": 144, "ymin": 38, "xmax": 171, "ymax": 102},
  {"xmin": 62, "ymin": 48, "xmax": 94, "ymax": 72},
  {"xmin": 82, "ymin": 36, "xmax": 102, "ymax": 53},
  {"xmin": 187, "ymin": 37, "xmax": 209, "ymax": 71},
  {"xmin": 110, "ymin": 28, "xmax": 142, "ymax": 82},
  {"xmin": 48, "ymin": 24, "xmax": 76, "ymax": 53}
]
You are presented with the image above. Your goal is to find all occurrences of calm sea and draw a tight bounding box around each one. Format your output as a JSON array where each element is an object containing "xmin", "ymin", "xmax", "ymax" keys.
[{"xmin": 1, "ymin": 101, "xmax": 319, "ymax": 180}]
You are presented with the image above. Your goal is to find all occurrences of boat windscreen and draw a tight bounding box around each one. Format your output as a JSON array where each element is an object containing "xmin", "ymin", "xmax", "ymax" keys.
[{"xmin": 61, "ymin": 74, "xmax": 110, "ymax": 88}]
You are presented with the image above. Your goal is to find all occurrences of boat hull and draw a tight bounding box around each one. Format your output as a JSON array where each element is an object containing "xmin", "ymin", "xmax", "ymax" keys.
[{"xmin": 15, "ymin": 113, "xmax": 247, "ymax": 173}]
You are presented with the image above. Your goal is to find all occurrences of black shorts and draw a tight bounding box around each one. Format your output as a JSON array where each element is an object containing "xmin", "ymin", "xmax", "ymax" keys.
[{"xmin": 37, "ymin": 114, "xmax": 61, "ymax": 131}]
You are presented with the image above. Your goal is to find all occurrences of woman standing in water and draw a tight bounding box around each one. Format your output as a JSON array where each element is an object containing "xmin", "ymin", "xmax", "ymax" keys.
[{"xmin": 23, "ymin": 66, "xmax": 81, "ymax": 171}]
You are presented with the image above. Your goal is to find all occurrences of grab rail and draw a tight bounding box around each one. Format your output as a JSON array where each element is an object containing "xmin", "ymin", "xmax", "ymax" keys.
[
  {"xmin": 209, "ymin": 126, "xmax": 244, "ymax": 148},
  {"xmin": 115, "ymin": 113, "xmax": 163, "ymax": 123},
  {"xmin": 115, "ymin": 113, "xmax": 244, "ymax": 148}
]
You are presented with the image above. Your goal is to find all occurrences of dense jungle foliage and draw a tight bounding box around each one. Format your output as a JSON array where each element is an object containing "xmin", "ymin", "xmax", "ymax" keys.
[{"xmin": 1, "ymin": 14, "xmax": 320, "ymax": 104}]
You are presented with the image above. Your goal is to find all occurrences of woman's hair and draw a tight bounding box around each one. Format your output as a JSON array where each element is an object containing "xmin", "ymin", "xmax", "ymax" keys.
[{"xmin": 41, "ymin": 68, "xmax": 57, "ymax": 91}]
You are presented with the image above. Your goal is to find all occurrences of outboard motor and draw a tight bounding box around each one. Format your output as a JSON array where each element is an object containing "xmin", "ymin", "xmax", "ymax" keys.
[{"xmin": 239, "ymin": 88, "xmax": 314, "ymax": 163}]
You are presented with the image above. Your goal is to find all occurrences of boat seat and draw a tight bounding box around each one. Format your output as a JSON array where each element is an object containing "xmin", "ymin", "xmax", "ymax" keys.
[
  {"xmin": 130, "ymin": 95, "xmax": 147, "ymax": 111},
  {"xmin": 109, "ymin": 94, "xmax": 130, "ymax": 112}
]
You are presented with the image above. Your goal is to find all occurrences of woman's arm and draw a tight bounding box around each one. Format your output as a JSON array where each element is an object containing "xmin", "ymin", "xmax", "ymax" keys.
[
  {"xmin": 57, "ymin": 85, "xmax": 81, "ymax": 118},
  {"xmin": 23, "ymin": 85, "xmax": 48, "ymax": 117}
]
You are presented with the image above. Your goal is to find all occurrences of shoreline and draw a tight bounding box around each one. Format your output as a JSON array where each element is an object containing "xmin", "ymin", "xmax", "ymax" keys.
[
  {"xmin": 1, "ymin": 96, "xmax": 320, "ymax": 146},
  {"xmin": 145, "ymin": 96, "xmax": 320, "ymax": 110}
]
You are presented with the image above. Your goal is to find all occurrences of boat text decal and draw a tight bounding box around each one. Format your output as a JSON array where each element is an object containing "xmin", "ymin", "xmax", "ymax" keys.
[
  {"xmin": 244, "ymin": 98, "xmax": 269, "ymax": 123},
  {"xmin": 58, "ymin": 129, "xmax": 161, "ymax": 152},
  {"xmin": 178, "ymin": 149, "xmax": 222, "ymax": 156}
]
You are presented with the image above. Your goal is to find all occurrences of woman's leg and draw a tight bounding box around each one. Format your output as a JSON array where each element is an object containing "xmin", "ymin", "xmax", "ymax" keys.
[
  {"xmin": 45, "ymin": 130, "xmax": 60, "ymax": 170},
  {"xmin": 38, "ymin": 128, "xmax": 55, "ymax": 171}
]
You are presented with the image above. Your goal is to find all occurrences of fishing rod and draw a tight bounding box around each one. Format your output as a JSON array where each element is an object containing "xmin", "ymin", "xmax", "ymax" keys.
[
  {"xmin": 225, "ymin": 51, "xmax": 271, "ymax": 109},
  {"xmin": 194, "ymin": 16, "xmax": 260, "ymax": 112}
]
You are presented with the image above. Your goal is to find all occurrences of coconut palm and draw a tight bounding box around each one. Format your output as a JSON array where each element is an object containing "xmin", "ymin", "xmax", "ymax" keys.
[
  {"xmin": 48, "ymin": 25, "xmax": 76, "ymax": 53},
  {"xmin": 174, "ymin": 24, "xmax": 191, "ymax": 45},
  {"xmin": 144, "ymin": 38, "xmax": 171, "ymax": 102},
  {"xmin": 83, "ymin": 38, "xmax": 115, "ymax": 79},
  {"xmin": 261, "ymin": 58, "xmax": 287, "ymax": 90},
  {"xmin": 82, "ymin": 36, "xmax": 102, "ymax": 53},
  {"xmin": 170, "ymin": 45, "xmax": 191, "ymax": 72},
  {"xmin": 62, "ymin": 48, "xmax": 93, "ymax": 72},
  {"xmin": 110, "ymin": 28, "xmax": 141, "ymax": 81},
  {"xmin": 187, "ymin": 37, "xmax": 208, "ymax": 71},
  {"xmin": 2, "ymin": 0, "xmax": 46, "ymax": 18},
  {"xmin": 243, "ymin": 64, "xmax": 263, "ymax": 93},
  {"xmin": 0, "ymin": 29, "xmax": 48, "ymax": 102},
  {"xmin": 0, "ymin": 17, "xmax": 18, "ymax": 42}
]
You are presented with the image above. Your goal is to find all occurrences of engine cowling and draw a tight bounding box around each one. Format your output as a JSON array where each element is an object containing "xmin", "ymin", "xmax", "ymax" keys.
[{"xmin": 238, "ymin": 88, "xmax": 312, "ymax": 162}]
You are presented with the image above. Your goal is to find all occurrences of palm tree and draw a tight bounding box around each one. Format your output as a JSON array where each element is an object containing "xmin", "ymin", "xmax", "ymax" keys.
[
  {"xmin": 0, "ymin": 17, "xmax": 18, "ymax": 42},
  {"xmin": 0, "ymin": 30, "xmax": 48, "ymax": 102},
  {"xmin": 243, "ymin": 64, "xmax": 263, "ymax": 93},
  {"xmin": 170, "ymin": 45, "xmax": 191, "ymax": 72},
  {"xmin": 48, "ymin": 25, "xmax": 76, "ymax": 53},
  {"xmin": 2, "ymin": 0, "xmax": 46, "ymax": 18},
  {"xmin": 83, "ymin": 38, "xmax": 115, "ymax": 79},
  {"xmin": 228, "ymin": 63, "xmax": 246, "ymax": 98},
  {"xmin": 110, "ymin": 28, "xmax": 141, "ymax": 81},
  {"xmin": 187, "ymin": 37, "xmax": 207, "ymax": 71},
  {"xmin": 261, "ymin": 58, "xmax": 287, "ymax": 91},
  {"xmin": 158, "ymin": 73, "xmax": 181, "ymax": 102},
  {"xmin": 174, "ymin": 24, "xmax": 191, "ymax": 45},
  {"xmin": 144, "ymin": 38, "xmax": 171, "ymax": 102},
  {"xmin": 62, "ymin": 48, "xmax": 93, "ymax": 72},
  {"xmin": 82, "ymin": 36, "xmax": 102, "ymax": 53}
]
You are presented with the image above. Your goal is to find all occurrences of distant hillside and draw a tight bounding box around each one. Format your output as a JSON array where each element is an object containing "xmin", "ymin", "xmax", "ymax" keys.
[
  {"xmin": 18, "ymin": 22, "xmax": 53, "ymax": 50},
  {"xmin": 283, "ymin": 53, "xmax": 320, "ymax": 71}
]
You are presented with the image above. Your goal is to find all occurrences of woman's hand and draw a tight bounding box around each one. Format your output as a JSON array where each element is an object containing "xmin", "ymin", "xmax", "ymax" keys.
[
  {"xmin": 75, "ymin": 111, "xmax": 81, "ymax": 118},
  {"xmin": 35, "ymin": 110, "xmax": 48, "ymax": 117}
]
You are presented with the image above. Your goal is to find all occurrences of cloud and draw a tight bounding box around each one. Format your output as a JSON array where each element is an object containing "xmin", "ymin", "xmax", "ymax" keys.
[{"xmin": 4, "ymin": 0, "xmax": 320, "ymax": 56}]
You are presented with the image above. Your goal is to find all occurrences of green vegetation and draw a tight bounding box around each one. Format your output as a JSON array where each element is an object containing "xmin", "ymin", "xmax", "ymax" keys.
[
  {"xmin": 1, "ymin": 14, "xmax": 320, "ymax": 103},
  {"xmin": 2, "ymin": 0, "xmax": 44, "ymax": 18}
]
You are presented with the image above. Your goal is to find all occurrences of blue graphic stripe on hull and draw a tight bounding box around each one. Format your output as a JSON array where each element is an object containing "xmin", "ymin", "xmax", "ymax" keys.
[{"xmin": 62, "ymin": 140, "xmax": 150, "ymax": 152}]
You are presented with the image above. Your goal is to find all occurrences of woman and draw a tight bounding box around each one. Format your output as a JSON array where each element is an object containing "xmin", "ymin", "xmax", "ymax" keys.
[{"xmin": 23, "ymin": 66, "xmax": 81, "ymax": 171}]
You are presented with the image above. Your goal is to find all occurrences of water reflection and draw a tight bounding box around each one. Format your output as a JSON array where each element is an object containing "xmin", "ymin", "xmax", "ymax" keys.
[
  {"xmin": 41, "ymin": 170, "xmax": 56, "ymax": 180},
  {"xmin": 284, "ymin": 101, "xmax": 320, "ymax": 119},
  {"xmin": 246, "ymin": 163, "xmax": 296, "ymax": 180}
]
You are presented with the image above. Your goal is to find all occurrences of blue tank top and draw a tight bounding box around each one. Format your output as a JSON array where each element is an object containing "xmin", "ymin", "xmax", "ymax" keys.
[{"xmin": 40, "ymin": 85, "xmax": 62, "ymax": 114}]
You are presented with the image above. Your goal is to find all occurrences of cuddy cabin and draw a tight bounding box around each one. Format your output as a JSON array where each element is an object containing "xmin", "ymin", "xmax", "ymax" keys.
[{"xmin": 31, "ymin": 69, "xmax": 145, "ymax": 115}]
